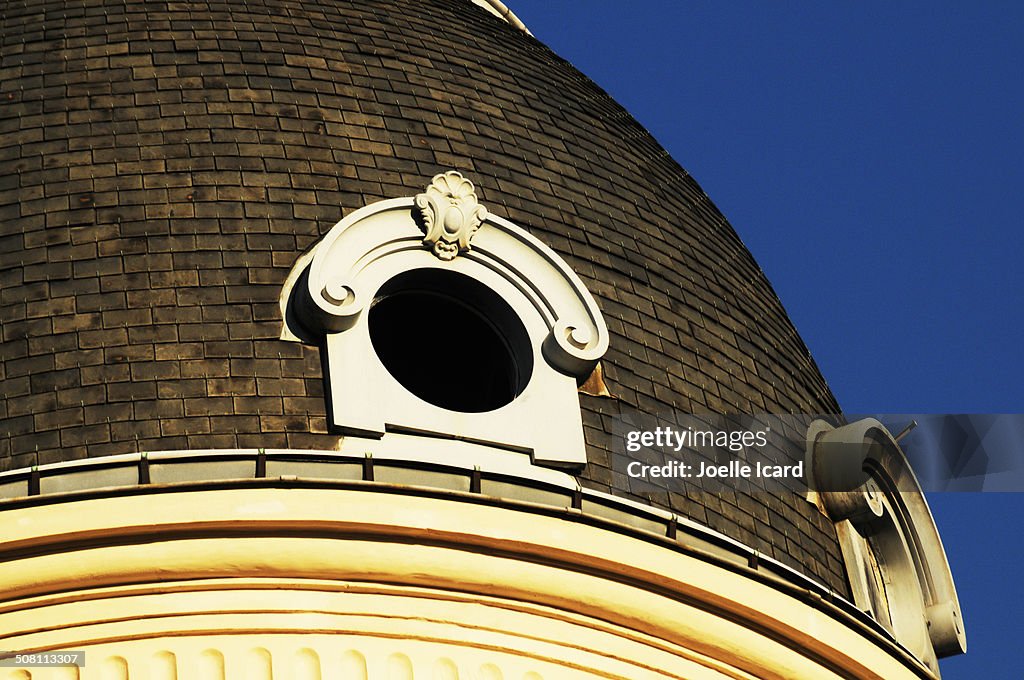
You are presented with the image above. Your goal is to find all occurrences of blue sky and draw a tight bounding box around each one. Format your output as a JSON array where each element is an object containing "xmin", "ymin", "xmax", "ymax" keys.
[{"xmin": 508, "ymin": 1, "xmax": 1023, "ymax": 676}]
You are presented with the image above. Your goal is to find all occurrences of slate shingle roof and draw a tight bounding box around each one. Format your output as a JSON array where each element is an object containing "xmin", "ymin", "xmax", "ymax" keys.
[{"xmin": 0, "ymin": 0, "xmax": 847, "ymax": 593}]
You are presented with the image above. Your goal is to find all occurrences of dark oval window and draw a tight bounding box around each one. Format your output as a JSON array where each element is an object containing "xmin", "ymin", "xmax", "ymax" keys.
[{"xmin": 368, "ymin": 270, "xmax": 532, "ymax": 413}]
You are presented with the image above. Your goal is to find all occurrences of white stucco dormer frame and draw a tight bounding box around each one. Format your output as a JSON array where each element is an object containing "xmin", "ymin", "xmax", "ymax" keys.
[
  {"xmin": 806, "ymin": 418, "xmax": 967, "ymax": 675},
  {"xmin": 282, "ymin": 171, "xmax": 609, "ymax": 468}
]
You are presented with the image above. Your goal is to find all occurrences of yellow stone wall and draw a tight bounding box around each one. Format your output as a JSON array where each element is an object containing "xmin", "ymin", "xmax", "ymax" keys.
[{"xmin": 0, "ymin": 486, "xmax": 934, "ymax": 680}]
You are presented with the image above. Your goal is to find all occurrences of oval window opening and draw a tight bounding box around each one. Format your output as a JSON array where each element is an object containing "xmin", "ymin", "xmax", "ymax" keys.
[{"xmin": 369, "ymin": 270, "xmax": 532, "ymax": 413}]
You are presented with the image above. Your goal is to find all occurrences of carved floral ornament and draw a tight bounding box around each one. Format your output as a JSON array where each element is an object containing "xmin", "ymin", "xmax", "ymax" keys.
[{"xmin": 415, "ymin": 171, "xmax": 487, "ymax": 260}]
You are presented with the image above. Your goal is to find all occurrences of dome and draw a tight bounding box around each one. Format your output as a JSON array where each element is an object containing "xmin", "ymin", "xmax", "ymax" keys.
[{"xmin": 0, "ymin": 0, "xmax": 843, "ymax": 591}]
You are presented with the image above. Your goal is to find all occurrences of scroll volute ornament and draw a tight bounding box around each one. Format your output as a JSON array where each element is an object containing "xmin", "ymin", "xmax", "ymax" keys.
[{"xmin": 416, "ymin": 171, "xmax": 487, "ymax": 260}]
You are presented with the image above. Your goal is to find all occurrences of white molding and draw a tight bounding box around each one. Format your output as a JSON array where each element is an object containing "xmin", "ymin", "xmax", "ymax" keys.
[{"xmin": 470, "ymin": 0, "xmax": 533, "ymax": 35}]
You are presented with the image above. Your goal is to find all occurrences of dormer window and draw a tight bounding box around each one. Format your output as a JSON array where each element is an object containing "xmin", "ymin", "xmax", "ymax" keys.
[
  {"xmin": 281, "ymin": 172, "xmax": 609, "ymax": 467},
  {"xmin": 806, "ymin": 418, "xmax": 967, "ymax": 674}
]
